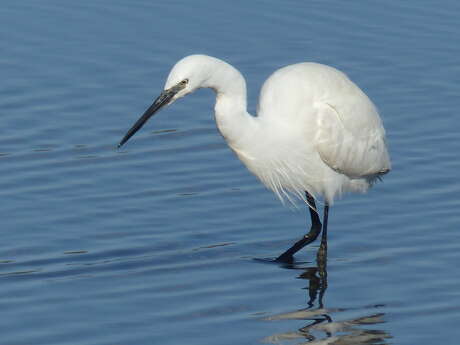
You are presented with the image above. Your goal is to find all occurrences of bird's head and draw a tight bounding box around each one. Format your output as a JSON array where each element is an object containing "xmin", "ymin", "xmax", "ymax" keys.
[{"xmin": 118, "ymin": 55, "xmax": 211, "ymax": 148}]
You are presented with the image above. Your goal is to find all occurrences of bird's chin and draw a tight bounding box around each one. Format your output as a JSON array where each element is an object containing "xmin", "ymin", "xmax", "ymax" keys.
[
  {"xmin": 166, "ymin": 96, "xmax": 180, "ymax": 106},
  {"xmin": 165, "ymin": 99, "xmax": 175, "ymax": 106},
  {"xmin": 172, "ymin": 89, "xmax": 194, "ymax": 103}
]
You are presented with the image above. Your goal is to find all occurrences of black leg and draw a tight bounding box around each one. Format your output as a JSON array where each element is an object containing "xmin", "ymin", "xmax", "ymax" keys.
[
  {"xmin": 316, "ymin": 205, "xmax": 329, "ymax": 305},
  {"xmin": 276, "ymin": 192, "xmax": 322, "ymax": 262},
  {"xmin": 317, "ymin": 204, "xmax": 329, "ymax": 261}
]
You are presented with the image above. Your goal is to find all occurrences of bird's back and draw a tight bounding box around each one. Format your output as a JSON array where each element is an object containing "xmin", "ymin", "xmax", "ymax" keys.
[
  {"xmin": 258, "ymin": 62, "xmax": 379, "ymax": 130},
  {"xmin": 249, "ymin": 62, "xmax": 390, "ymax": 204}
]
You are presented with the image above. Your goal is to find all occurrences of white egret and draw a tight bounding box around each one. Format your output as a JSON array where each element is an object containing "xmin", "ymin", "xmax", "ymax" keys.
[{"xmin": 118, "ymin": 55, "xmax": 390, "ymax": 261}]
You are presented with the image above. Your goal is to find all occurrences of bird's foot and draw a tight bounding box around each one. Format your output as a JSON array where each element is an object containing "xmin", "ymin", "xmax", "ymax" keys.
[
  {"xmin": 274, "ymin": 252, "xmax": 295, "ymax": 264},
  {"xmin": 253, "ymin": 255, "xmax": 296, "ymax": 267}
]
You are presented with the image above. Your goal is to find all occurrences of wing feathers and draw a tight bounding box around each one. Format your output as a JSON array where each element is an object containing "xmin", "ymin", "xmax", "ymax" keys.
[{"xmin": 315, "ymin": 102, "xmax": 390, "ymax": 178}]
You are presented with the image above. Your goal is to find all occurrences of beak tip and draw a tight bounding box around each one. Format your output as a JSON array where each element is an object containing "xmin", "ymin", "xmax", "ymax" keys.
[{"xmin": 119, "ymin": 87, "xmax": 174, "ymax": 150}]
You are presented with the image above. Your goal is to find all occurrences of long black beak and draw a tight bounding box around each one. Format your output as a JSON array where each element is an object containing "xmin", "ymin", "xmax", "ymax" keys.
[{"xmin": 118, "ymin": 88, "xmax": 178, "ymax": 148}]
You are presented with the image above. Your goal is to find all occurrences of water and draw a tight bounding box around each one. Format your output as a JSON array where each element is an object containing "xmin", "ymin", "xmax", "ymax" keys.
[{"xmin": 1, "ymin": 1, "xmax": 460, "ymax": 344}]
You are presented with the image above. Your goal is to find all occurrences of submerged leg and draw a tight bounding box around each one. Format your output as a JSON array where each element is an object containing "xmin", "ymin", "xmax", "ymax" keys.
[
  {"xmin": 317, "ymin": 204, "xmax": 329, "ymax": 261},
  {"xmin": 276, "ymin": 192, "xmax": 322, "ymax": 262}
]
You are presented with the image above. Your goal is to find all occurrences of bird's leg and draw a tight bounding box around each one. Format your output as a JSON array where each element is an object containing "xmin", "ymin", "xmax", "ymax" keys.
[
  {"xmin": 316, "ymin": 204, "xmax": 329, "ymax": 261},
  {"xmin": 276, "ymin": 192, "xmax": 322, "ymax": 262}
]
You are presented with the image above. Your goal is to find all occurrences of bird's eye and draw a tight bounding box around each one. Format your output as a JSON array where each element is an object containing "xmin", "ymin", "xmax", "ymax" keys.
[{"xmin": 180, "ymin": 79, "xmax": 188, "ymax": 86}]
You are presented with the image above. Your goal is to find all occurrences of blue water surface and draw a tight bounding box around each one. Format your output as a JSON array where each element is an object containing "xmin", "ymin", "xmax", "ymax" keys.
[{"xmin": 1, "ymin": 1, "xmax": 460, "ymax": 344}]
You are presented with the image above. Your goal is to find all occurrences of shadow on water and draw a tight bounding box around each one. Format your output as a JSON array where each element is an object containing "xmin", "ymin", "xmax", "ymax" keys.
[{"xmin": 260, "ymin": 252, "xmax": 392, "ymax": 344}]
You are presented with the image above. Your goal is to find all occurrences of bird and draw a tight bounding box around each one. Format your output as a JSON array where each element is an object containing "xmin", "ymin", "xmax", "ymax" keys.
[{"xmin": 118, "ymin": 54, "xmax": 390, "ymax": 262}]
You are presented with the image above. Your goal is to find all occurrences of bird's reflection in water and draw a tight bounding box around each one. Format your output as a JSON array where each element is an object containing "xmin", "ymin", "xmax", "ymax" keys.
[{"xmin": 262, "ymin": 251, "xmax": 392, "ymax": 344}]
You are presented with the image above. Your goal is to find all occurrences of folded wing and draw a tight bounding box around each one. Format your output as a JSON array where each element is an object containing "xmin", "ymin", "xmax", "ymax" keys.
[{"xmin": 314, "ymin": 99, "xmax": 391, "ymax": 179}]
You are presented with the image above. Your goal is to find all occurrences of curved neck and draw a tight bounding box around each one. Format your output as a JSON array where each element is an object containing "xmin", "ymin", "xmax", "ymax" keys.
[{"xmin": 201, "ymin": 58, "xmax": 256, "ymax": 149}]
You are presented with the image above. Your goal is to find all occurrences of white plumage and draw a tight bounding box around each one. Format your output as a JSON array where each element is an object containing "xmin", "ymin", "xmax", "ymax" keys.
[
  {"xmin": 253, "ymin": 61, "xmax": 390, "ymax": 204},
  {"xmin": 119, "ymin": 54, "xmax": 391, "ymax": 260}
]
